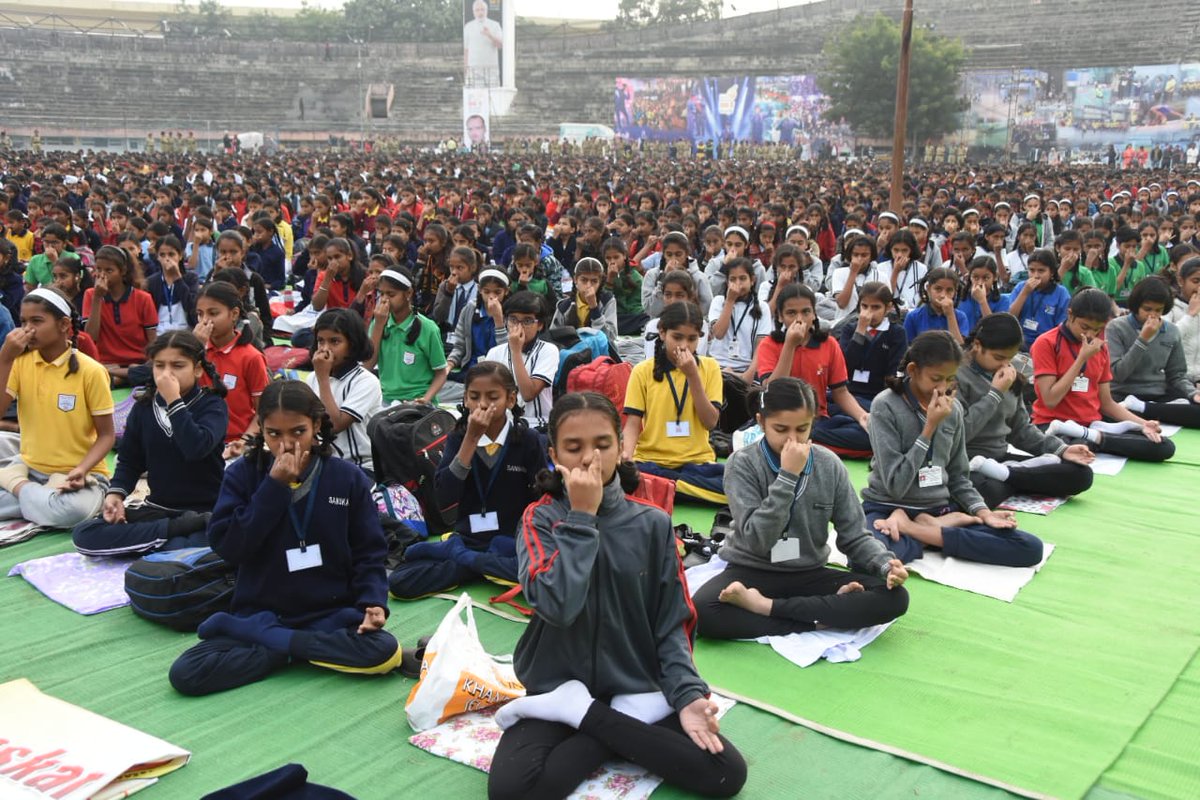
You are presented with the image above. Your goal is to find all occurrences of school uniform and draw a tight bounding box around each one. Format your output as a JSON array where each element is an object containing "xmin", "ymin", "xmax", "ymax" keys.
[
  {"xmin": 644, "ymin": 317, "xmax": 709, "ymax": 362},
  {"xmin": 482, "ymin": 338, "xmax": 558, "ymax": 429},
  {"xmin": 902, "ymin": 304, "xmax": 969, "ymax": 341},
  {"xmin": 6, "ymin": 229, "xmax": 34, "ymax": 262},
  {"xmin": 72, "ymin": 388, "xmax": 228, "ymax": 556},
  {"xmin": 249, "ymin": 240, "xmax": 287, "ymax": 290},
  {"xmin": 641, "ymin": 260, "xmax": 714, "ymax": 317},
  {"xmin": 82, "ymin": 286, "xmax": 158, "ymax": 365},
  {"xmin": 838, "ymin": 316, "xmax": 905, "ymax": 402},
  {"xmin": 206, "ymin": 337, "xmax": 270, "ymax": 443},
  {"xmin": 552, "ymin": 291, "xmax": 619, "ymax": 345},
  {"xmin": 706, "ymin": 296, "xmax": 770, "ymax": 373},
  {"xmin": 757, "ymin": 334, "xmax": 870, "ymax": 453},
  {"xmin": 860, "ymin": 385, "xmax": 1044, "ymax": 566},
  {"xmin": 304, "ymin": 364, "xmax": 382, "ymax": 473},
  {"xmin": 956, "ymin": 361, "xmax": 1093, "ymax": 508},
  {"xmin": 0, "ymin": 269, "xmax": 24, "ymax": 322},
  {"xmin": 446, "ymin": 299, "xmax": 506, "ymax": 376},
  {"xmin": 958, "ymin": 292, "xmax": 1011, "ymax": 335},
  {"xmin": 431, "ymin": 279, "xmax": 477, "ymax": 332},
  {"xmin": 695, "ymin": 441, "xmax": 907, "ymax": 640},
  {"xmin": 1106, "ymin": 314, "xmax": 1200, "ymax": 428},
  {"xmin": 370, "ymin": 312, "xmax": 447, "ymax": 404},
  {"xmin": 388, "ymin": 421, "xmax": 546, "ymax": 599},
  {"xmin": 624, "ymin": 356, "xmax": 726, "ymax": 497},
  {"xmin": 491, "ymin": 479, "xmax": 746, "ymax": 800},
  {"xmin": 0, "ymin": 348, "xmax": 112, "ymax": 528},
  {"xmin": 881, "ymin": 260, "xmax": 927, "ymax": 310},
  {"xmin": 169, "ymin": 456, "xmax": 401, "ymax": 696},
  {"xmin": 1166, "ymin": 298, "xmax": 1200, "ymax": 382},
  {"xmin": 311, "ymin": 270, "xmax": 358, "ymax": 310},
  {"xmin": 829, "ymin": 262, "xmax": 893, "ymax": 321},
  {"xmin": 1007, "ymin": 281, "xmax": 1070, "ymax": 350},
  {"xmin": 146, "ymin": 272, "xmax": 198, "ymax": 334},
  {"xmin": 185, "ymin": 241, "xmax": 215, "ymax": 283},
  {"xmin": 1031, "ymin": 324, "xmax": 1175, "ymax": 463}
]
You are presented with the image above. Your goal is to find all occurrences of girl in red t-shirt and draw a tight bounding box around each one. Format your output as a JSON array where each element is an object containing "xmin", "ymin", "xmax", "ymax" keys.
[
  {"xmin": 82, "ymin": 245, "xmax": 158, "ymax": 385},
  {"xmin": 1032, "ymin": 288, "xmax": 1174, "ymax": 462},
  {"xmin": 756, "ymin": 284, "xmax": 871, "ymax": 454}
]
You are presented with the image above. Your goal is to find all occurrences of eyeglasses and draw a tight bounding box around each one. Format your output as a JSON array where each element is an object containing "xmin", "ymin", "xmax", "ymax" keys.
[{"xmin": 506, "ymin": 316, "xmax": 539, "ymax": 327}]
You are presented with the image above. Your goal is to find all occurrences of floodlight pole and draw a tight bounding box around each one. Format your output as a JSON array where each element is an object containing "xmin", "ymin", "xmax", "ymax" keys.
[{"xmin": 889, "ymin": 0, "xmax": 914, "ymax": 212}]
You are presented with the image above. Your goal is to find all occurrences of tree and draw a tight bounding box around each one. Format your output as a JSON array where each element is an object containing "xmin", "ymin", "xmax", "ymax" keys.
[
  {"xmin": 817, "ymin": 14, "xmax": 968, "ymax": 146},
  {"xmin": 339, "ymin": 0, "xmax": 460, "ymax": 42},
  {"xmin": 614, "ymin": 0, "xmax": 721, "ymax": 28},
  {"xmin": 175, "ymin": 0, "xmax": 230, "ymax": 37}
]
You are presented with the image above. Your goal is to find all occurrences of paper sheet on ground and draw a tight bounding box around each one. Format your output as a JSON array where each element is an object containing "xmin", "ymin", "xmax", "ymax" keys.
[
  {"xmin": 998, "ymin": 495, "xmax": 1068, "ymax": 515},
  {"xmin": 409, "ymin": 695, "xmax": 736, "ymax": 800},
  {"xmin": 906, "ymin": 543, "xmax": 1054, "ymax": 602},
  {"xmin": 0, "ymin": 678, "xmax": 189, "ymax": 800},
  {"xmin": 9, "ymin": 552, "xmax": 134, "ymax": 614},
  {"xmin": 685, "ymin": 557, "xmax": 893, "ymax": 668},
  {"xmin": 1090, "ymin": 453, "xmax": 1128, "ymax": 476},
  {"xmin": 1159, "ymin": 424, "xmax": 1182, "ymax": 437}
]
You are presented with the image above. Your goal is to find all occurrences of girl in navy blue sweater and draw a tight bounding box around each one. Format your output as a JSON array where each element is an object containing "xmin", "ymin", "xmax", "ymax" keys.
[
  {"xmin": 72, "ymin": 331, "xmax": 227, "ymax": 556},
  {"xmin": 169, "ymin": 380, "xmax": 401, "ymax": 696},
  {"xmin": 838, "ymin": 281, "xmax": 906, "ymax": 405},
  {"xmin": 389, "ymin": 362, "xmax": 547, "ymax": 599}
]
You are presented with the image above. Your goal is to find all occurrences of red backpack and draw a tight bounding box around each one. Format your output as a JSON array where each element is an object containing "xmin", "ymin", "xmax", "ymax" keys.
[{"xmin": 566, "ymin": 356, "xmax": 633, "ymax": 425}]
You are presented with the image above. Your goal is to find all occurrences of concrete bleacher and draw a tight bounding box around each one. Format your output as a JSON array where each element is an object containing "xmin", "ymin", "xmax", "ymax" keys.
[{"xmin": 2, "ymin": 0, "xmax": 1199, "ymax": 144}]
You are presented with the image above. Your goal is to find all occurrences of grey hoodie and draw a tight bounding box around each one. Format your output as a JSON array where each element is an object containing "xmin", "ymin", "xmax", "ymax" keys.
[
  {"xmin": 1105, "ymin": 313, "xmax": 1194, "ymax": 399},
  {"xmin": 722, "ymin": 441, "xmax": 894, "ymax": 578},
  {"xmin": 955, "ymin": 362, "xmax": 1068, "ymax": 460},
  {"xmin": 861, "ymin": 386, "xmax": 988, "ymax": 514},
  {"xmin": 515, "ymin": 478, "xmax": 707, "ymax": 712}
]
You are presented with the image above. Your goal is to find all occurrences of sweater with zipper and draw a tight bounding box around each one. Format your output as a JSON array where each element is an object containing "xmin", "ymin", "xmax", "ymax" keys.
[
  {"xmin": 434, "ymin": 422, "xmax": 547, "ymax": 549},
  {"xmin": 515, "ymin": 478, "xmax": 707, "ymax": 712},
  {"xmin": 861, "ymin": 385, "xmax": 987, "ymax": 513},
  {"xmin": 209, "ymin": 454, "xmax": 388, "ymax": 627},
  {"xmin": 722, "ymin": 440, "xmax": 894, "ymax": 577},
  {"xmin": 109, "ymin": 387, "xmax": 228, "ymax": 511},
  {"xmin": 955, "ymin": 362, "xmax": 1067, "ymax": 460},
  {"xmin": 1105, "ymin": 313, "xmax": 1194, "ymax": 399}
]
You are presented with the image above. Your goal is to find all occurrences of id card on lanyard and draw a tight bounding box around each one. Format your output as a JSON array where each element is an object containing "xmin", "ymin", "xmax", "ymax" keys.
[
  {"xmin": 665, "ymin": 371, "xmax": 691, "ymax": 437},
  {"xmin": 903, "ymin": 383, "xmax": 944, "ymax": 488},
  {"xmin": 469, "ymin": 436, "xmax": 510, "ymax": 533},
  {"xmin": 285, "ymin": 460, "xmax": 324, "ymax": 572},
  {"xmin": 758, "ymin": 438, "xmax": 813, "ymax": 562}
]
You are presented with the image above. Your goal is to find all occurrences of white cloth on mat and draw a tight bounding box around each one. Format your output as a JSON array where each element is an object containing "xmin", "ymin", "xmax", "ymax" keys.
[
  {"xmin": 408, "ymin": 695, "xmax": 736, "ymax": 800},
  {"xmin": 757, "ymin": 623, "xmax": 893, "ymax": 668},
  {"xmin": 907, "ymin": 543, "xmax": 1055, "ymax": 603},
  {"xmin": 1089, "ymin": 454, "xmax": 1128, "ymax": 476}
]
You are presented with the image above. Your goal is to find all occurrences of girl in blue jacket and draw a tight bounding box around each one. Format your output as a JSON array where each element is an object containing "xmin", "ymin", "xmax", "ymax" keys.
[
  {"xmin": 169, "ymin": 380, "xmax": 401, "ymax": 696},
  {"xmin": 488, "ymin": 392, "xmax": 746, "ymax": 800},
  {"xmin": 72, "ymin": 331, "xmax": 227, "ymax": 556}
]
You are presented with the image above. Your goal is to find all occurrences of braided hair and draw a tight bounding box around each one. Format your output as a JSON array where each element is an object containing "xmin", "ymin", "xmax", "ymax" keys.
[
  {"xmin": 21, "ymin": 288, "xmax": 82, "ymax": 376},
  {"xmin": 533, "ymin": 391, "xmax": 641, "ymax": 498},
  {"xmin": 140, "ymin": 330, "xmax": 227, "ymax": 403},
  {"xmin": 247, "ymin": 380, "xmax": 336, "ymax": 474},
  {"xmin": 652, "ymin": 301, "xmax": 705, "ymax": 382},
  {"xmin": 769, "ymin": 283, "xmax": 826, "ymax": 343}
]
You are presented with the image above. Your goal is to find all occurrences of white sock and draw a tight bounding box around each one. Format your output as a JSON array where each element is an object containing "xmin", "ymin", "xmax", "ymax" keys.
[
  {"xmin": 972, "ymin": 457, "xmax": 1010, "ymax": 481},
  {"xmin": 1047, "ymin": 419, "xmax": 1095, "ymax": 442},
  {"xmin": 1166, "ymin": 398, "xmax": 1190, "ymax": 405},
  {"xmin": 1121, "ymin": 395, "xmax": 1146, "ymax": 413},
  {"xmin": 1090, "ymin": 419, "xmax": 1141, "ymax": 435},
  {"xmin": 610, "ymin": 691, "xmax": 673, "ymax": 725},
  {"xmin": 494, "ymin": 679, "xmax": 595, "ymax": 731},
  {"xmin": 1005, "ymin": 453, "xmax": 1061, "ymax": 471}
]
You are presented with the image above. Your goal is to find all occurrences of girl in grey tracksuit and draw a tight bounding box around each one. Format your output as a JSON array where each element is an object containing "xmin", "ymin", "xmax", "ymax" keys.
[
  {"xmin": 693, "ymin": 378, "xmax": 909, "ymax": 641},
  {"xmin": 488, "ymin": 392, "xmax": 746, "ymax": 800}
]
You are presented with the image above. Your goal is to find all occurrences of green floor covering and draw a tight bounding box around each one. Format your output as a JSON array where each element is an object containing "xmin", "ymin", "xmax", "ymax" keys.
[{"xmin": 2, "ymin": 432, "xmax": 1198, "ymax": 799}]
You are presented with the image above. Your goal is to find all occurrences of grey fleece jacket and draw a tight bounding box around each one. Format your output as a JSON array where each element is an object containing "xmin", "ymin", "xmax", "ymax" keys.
[
  {"xmin": 722, "ymin": 442, "xmax": 894, "ymax": 578},
  {"xmin": 514, "ymin": 478, "xmax": 707, "ymax": 712},
  {"xmin": 861, "ymin": 387, "xmax": 988, "ymax": 514},
  {"xmin": 1105, "ymin": 314, "xmax": 1194, "ymax": 400},
  {"xmin": 955, "ymin": 362, "xmax": 1068, "ymax": 460}
]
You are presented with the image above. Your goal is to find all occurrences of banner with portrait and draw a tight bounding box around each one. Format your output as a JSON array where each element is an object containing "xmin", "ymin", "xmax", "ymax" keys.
[
  {"xmin": 463, "ymin": 88, "xmax": 490, "ymax": 149},
  {"xmin": 463, "ymin": 0, "xmax": 504, "ymax": 88}
]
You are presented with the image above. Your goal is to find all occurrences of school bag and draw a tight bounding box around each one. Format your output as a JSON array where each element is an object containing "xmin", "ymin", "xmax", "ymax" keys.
[
  {"xmin": 549, "ymin": 328, "xmax": 615, "ymax": 398},
  {"xmin": 367, "ymin": 404, "xmax": 457, "ymax": 537},
  {"xmin": 566, "ymin": 356, "xmax": 632, "ymax": 425},
  {"xmin": 124, "ymin": 547, "xmax": 235, "ymax": 632}
]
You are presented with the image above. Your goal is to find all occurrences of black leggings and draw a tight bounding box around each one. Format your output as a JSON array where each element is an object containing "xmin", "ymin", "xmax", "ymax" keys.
[
  {"xmin": 693, "ymin": 563, "xmax": 908, "ymax": 640},
  {"xmin": 1115, "ymin": 390, "xmax": 1200, "ymax": 428},
  {"xmin": 1037, "ymin": 424, "xmax": 1176, "ymax": 462},
  {"xmin": 488, "ymin": 701, "xmax": 747, "ymax": 800},
  {"xmin": 969, "ymin": 456, "xmax": 1094, "ymax": 508}
]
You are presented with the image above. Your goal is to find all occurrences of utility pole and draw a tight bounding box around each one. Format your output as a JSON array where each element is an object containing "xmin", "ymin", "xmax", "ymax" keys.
[{"xmin": 889, "ymin": 0, "xmax": 914, "ymax": 212}]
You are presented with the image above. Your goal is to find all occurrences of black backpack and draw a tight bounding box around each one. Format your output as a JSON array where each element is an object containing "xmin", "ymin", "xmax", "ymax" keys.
[
  {"xmin": 124, "ymin": 547, "xmax": 235, "ymax": 632},
  {"xmin": 367, "ymin": 404, "xmax": 457, "ymax": 537}
]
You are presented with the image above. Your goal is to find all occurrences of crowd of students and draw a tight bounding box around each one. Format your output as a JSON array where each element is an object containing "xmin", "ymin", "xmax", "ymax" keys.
[{"xmin": 2, "ymin": 144, "xmax": 1199, "ymax": 798}]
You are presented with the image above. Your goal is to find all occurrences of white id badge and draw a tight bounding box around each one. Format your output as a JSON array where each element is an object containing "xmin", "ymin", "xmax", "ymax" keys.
[
  {"xmin": 917, "ymin": 466, "xmax": 944, "ymax": 488},
  {"xmin": 1072, "ymin": 375, "xmax": 1090, "ymax": 393},
  {"xmin": 402, "ymin": 351, "xmax": 416, "ymax": 366},
  {"xmin": 1023, "ymin": 317, "xmax": 1040, "ymax": 331},
  {"xmin": 853, "ymin": 369, "xmax": 871, "ymax": 384},
  {"xmin": 469, "ymin": 511, "xmax": 499, "ymax": 533},
  {"xmin": 771, "ymin": 537, "xmax": 802, "ymax": 563},
  {"xmin": 286, "ymin": 543, "xmax": 323, "ymax": 572},
  {"xmin": 666, "ymin": 421, "xmax": 691, "ymax": 437}
]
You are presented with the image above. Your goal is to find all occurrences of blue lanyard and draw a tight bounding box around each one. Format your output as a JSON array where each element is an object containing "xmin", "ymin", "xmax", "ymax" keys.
[
  {"xmin": 665, "ymin": 370, "xmax": 689, "ymax": 424},
  {"xmin": 759, "ymin": 438, "xmax": 812, "ymax": 534},
  {"xmin": 472, "ymin": 433, "xmax": 511, "ymax": 508},
  {"xmin": 287, "ymin": 460, "xmax": 322, "ymax": 551}
]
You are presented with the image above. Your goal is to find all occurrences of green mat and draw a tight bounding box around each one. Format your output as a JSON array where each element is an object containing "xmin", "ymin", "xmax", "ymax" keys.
[{"xmin": 3, "ymin": 433, "xmax": 1200, "ymax": 799}]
